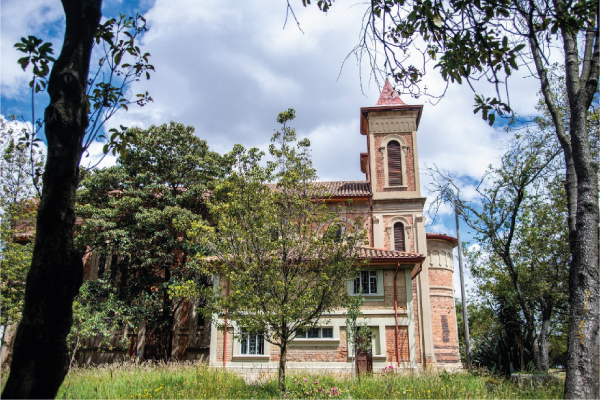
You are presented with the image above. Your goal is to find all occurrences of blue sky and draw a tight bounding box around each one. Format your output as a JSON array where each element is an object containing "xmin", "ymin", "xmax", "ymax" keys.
[{"xmin": 1, "ymin": 0, "xmax": 547, "ymax": 298}]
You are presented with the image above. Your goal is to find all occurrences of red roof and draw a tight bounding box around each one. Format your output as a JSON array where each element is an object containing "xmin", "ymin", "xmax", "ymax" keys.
[
  {"xmin": 376, "ymin": 79, "xmax": 407, "ymax": 106},
  {"xmin": 203, "ymin": 246, "xmax": 424, "ymax": 264},
  {"xmin": 358, "ymin": 246, "xmax": 424, "ymax": 261},
  {"xmin": 426, "ymin": 233, "xmax": 458, "ymax": 246},
  {"xmin": 266, "ymin": 181, "xmax": 371, "ymax": 198}
]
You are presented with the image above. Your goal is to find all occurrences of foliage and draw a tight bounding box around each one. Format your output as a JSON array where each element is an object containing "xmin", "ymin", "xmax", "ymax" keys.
[
  {"xmin": 67, "ymin": 281, "xmax": 133, "ymax": 368},
  {"xmin": 192, "ymin": 109, "xmax": 365, "ymax": 391},
  {"xmin": 0, "ymin": 117, "xmax": 44, "ymax": 335},
  {"xmin": 0, "ymin": 363, "xmax": 560, "ymax": 399},
  {"xmin": 458, "ymin": 298, "xmax": 535, "ymax": 376},
  {"xmin": 75, "ymin": 122, "xmax": 230, "ymax": 360},
  {"xmin": 13, "ymin": 13, "xmax": 154, "ymax": 177}
]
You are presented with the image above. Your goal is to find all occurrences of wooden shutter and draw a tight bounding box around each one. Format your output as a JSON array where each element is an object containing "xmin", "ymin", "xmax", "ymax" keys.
[
  {"xmin": 394, "ymin": 222, "xmax": 405, "ymax": 251},
  {"xmin": 387, "ymin": 141, "xmax": 403, "ymax": 186}
]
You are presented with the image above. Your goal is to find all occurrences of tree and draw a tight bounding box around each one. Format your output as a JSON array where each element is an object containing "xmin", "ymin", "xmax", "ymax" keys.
[
  {"xmin": 429, "ymin": 124, "xmax": 569, "ymax": 373},
  {"xmin": 306, "ymin": 0, "xmax": 598, "ymax": 395},
  {"xmin": 193, "ymin": 109, "xmax": 364, "ymax": 392},
  {"xmin": 344, "ymin": 291, "xmax": 372, "ymax": 382},
  {"xmin": 74, "ymin": 122, "xmax": 229, "ymax": 361},
  {"xmin": 456, "ymin": 298, "xmax": 532, "ymax": 375},
  {"xmin": 2, "ymin": 2, "xmax": 153, "ymax": 397}
]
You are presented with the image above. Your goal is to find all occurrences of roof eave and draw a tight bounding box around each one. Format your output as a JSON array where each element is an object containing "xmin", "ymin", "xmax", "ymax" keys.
[{"xmin": 360, "ymin": 105, "xmax": 424, "ymax": 133}]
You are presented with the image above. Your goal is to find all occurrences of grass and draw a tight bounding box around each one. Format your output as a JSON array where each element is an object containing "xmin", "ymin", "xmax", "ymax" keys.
[{"xmin": 1, "ymin": 362, "xmax": 564, "ymax": 399}]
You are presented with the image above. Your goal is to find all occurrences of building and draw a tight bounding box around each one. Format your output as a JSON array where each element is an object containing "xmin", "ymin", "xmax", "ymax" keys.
[
  {"xmin": 2, "ymin": 81, "xmax": 460, "ymax": 371},
  {"xmin": 207, "ymin": 80, "xmax": 461, "ymax": 373}
]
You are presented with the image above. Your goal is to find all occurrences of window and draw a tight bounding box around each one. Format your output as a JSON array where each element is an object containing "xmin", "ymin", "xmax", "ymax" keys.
[
  {"xmin": 98, "ymin": 254, "xmax": 106, "ymax": 277},
  {"xmin": 394, "ymin": 222, "xmax": 406, "ymax": 252},
  {"xmin": 296, "ymin": 327, "xmax": 334, "ymax": 339},
  {"xmin": 387, "ymin": 140, "xmax": 403, "ymax": 186},
  {"xmin": 354, "ymin": 271, "xmax": 378, "ymax": 294},
  {"xmin": 324, "ymin": 224, "xmax": 343, "ymax": 243},
  {"xmin": 197, "ymin": 312, "xmax": 205, "ymax": 328},
  {"xmin": 240, "ymin": 331, "xmax": 264, "ymax": 355}
]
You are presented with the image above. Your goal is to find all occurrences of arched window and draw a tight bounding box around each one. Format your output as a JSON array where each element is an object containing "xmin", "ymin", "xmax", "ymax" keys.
[
  {"xmin": 393, "ymin": 222, "xmax": 405, "ymax": 251},
  {"xmin": 387, "ymin": 140, "xmax": 403, "ymax": 186},
  {"xmin": 324, "ymin": 223, "xmax": 343, "ymax": 243}
]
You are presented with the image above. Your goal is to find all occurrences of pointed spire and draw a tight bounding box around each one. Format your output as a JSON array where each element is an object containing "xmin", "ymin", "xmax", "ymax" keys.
[{"xmin": 376, "ymin": 79, "xmax": 407, "ymax": 106}]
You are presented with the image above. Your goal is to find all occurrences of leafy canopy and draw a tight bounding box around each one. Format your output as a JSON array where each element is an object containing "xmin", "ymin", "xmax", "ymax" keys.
[{"xmin": 75, "ymin": 122, "xmax": 230, "ymax": 359}]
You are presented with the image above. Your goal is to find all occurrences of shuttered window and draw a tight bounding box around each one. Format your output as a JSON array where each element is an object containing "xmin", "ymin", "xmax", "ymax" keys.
[
  {"xmin": 387, "ymin": 141, "xmax": 403, "ymax": 186},
  {"xmin": 394, "ymin": 222, "xmax": 405, "ymax": 252}
]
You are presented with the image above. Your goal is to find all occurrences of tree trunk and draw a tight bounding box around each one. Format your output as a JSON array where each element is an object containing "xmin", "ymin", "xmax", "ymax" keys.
[
  {"xmin": 1, "ymin": 1, "xmax": 101, "ymax": 398},
  {"xmin": 538, "ymin": 317, "xmax": 551, "ymax": 373},
  {"xmin": 564, "ymin": 104, "xmax": 600, "ymax": 399},
  {"xmin": 278, "ymin": 343, "xmax": 287, "ymax": 392},
  {"xmin": 527, "ymin": 12, "xmax": 599, "ymax": 398},
  {"xmin": 529, "ymin": 329, "xmax": 543, "ymax": 373}
]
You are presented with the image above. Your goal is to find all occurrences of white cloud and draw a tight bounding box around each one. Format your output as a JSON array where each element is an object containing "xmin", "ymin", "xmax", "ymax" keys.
[
  {"xmin": 2, "ymin": 0, "xmax": 544, "ymax": 200},
  {"xmin": 1, "ymin": 0, "xmax": 64, "ymax": 99},
  {"xmin": 80, "ymin": 140, "xmax": 118, "ymax": 170}
]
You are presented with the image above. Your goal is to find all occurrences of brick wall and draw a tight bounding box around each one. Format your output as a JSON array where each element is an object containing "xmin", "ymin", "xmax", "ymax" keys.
[
  {"xmin": 215, "ymin": 327, "xmax": 233, "ymax": 362},
  {"xmin": 385, "ymin": 326, "xmax": 410, "ymax": 362},
  {"xmin": 372, "ymin": 132, "xmax": 416, "ymax": 193},
  {"xmin": 428, "ymin": 268, "xmax": 453, "ymax": 288},
  {"xmin": 428, "ymin": 266, "xmax": 460, "ymax": 364},
  {"xmin": 430, "ymin": 295, "xmax": 460, "ymax": 364},
  {"xmin": 382, "ymin": 215, "xmax": 414, "ymax": 252}
]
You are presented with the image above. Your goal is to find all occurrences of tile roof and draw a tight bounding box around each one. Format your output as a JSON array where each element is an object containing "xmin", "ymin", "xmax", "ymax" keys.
[
  {"xmin": 312, "ymin": 181, "xmax": 372, "ymax": 197},
  {"xmin": 376, "ymin": 79, "xmax": 407, "ymax": 106},
  {"xmin": 267, "ymin": 181, "xmax": 371, "ymax": 197},
  {"xmin": 358, "ymin": 246, "xmax": 424, "ymax": 260},
  {"xmin": 426, "ymin": 233, "xmax": 458, "ymax": 246},
  {"xmin": 203, "ymin": 246, "xmax": 424, "ymax": 264}
]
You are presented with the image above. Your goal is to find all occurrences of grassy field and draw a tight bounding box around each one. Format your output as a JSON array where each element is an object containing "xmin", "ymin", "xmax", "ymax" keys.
[{"xmin": 2, "ymin": 362, "xmax": 564, "ymax": 399}]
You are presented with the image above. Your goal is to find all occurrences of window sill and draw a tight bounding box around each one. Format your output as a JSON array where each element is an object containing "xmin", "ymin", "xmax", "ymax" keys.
[
  {"xmin": 384, "ymin": 185, "xmax": 408, "ymax": 189},
  {"xmin": 231, "ymin": 355, "xmax": 270, "ymax": 361},
  {"xmin": 350, "ymin": 294, "xmax": 384, "ymax": 301},
  {"xmin": 348, "ymin": 354, "xmax": 387, "ymax": 360},
  {"xmin": 291, "ymin": 338, "xmax": 340, "ymax": 346}
]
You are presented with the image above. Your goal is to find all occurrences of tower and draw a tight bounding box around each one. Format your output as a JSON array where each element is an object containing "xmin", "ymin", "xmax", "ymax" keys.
[{"xmin": 361, "ymin": 80, "xmax": 458, "ymax": 368}]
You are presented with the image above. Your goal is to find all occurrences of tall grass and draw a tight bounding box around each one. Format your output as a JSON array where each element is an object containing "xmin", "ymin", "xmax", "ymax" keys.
[{"xmin": 2, "ymin": 362, "xmax": 564, "ymax": 399}]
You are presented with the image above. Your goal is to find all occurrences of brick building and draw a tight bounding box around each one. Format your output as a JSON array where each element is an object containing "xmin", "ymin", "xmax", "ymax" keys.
[
  {"xmin": 207, "ymin": 80, "xmax": 462, "ymax": 373},
  {"xmin": 8, "ymin": 81, "xmax": 461, "ymax": 371}
]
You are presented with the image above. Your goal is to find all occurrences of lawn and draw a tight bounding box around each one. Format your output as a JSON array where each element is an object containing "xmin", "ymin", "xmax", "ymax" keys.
[{"xmin": 2, "ymin": 362, "xmax": 564, "ymax": 399}]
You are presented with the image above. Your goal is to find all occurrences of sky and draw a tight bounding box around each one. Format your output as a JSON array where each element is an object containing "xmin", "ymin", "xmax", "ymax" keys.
[{"xmin": 0, "ymin": 0, "xmax": 546, "ymax": 298}]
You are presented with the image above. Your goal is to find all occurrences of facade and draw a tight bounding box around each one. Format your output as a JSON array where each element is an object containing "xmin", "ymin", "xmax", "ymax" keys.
[{"xmin": 208, "ymin": 80, "xmax": 461, "ymax": 373}]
